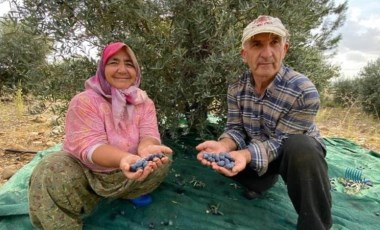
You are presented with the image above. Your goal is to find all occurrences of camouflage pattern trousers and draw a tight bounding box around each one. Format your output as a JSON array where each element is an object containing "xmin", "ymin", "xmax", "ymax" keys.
[{"xmin": 28, "ymin": 151, "xmax": 171, "ymax": 230}]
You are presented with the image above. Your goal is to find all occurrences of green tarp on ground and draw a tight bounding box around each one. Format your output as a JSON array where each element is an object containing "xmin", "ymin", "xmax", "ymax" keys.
[{"xmin": 0, "ymin": 137, "xmax": 379, "ymax": 230}]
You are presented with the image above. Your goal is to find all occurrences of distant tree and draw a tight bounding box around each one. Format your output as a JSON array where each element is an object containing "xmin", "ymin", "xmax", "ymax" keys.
[
  {"xmin": 0, "ymin": 17, "xmax": 52, "ymax": 93},
  {"xmin": 37, "ymin": 56, "xmax": 97, "ymax": 101},
  {"xmin": 357, "ymin": 58, "xmax": 380, "ymax": 118},
  {"xmin": 286, "ymin": 46, "xmax": 340, "ymax": 92},
  {"xmin": 331, "ymin": 77, "xmax": 360, "ymax": 106},
  {"xmin": 10, "ymin": 0, "xmax": 347, "ymax": 137}
]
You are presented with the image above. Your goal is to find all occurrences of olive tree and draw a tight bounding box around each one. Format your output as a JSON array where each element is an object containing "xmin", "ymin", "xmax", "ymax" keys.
[
  {"xmin": 358, "ymin": 58, "xmax": 380, "ymax": 118},
  {"xmin": 9, "ymin": 0, "xmax": 347, "ymax": 137},
  {"xmin": 0, "ymin": 17, "xmax": 52, "ymax": 93}
]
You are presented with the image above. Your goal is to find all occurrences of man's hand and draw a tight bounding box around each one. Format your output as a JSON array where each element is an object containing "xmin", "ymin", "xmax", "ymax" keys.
[
  {"xmin": 210, "ymin": 149, "xmax": 251, "ymax": 177},
  {"xmin": 196, "ymin": 140, "xmax": 228, "ymax": 165},
  {"xmin": 196, "ymin": 141, "xmax": 251, "ymax": 177}
]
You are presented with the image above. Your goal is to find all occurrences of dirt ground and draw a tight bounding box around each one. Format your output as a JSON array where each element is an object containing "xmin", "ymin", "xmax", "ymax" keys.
[
  {"xmin": 1, "ymin": 100, "xmax": 380, "ymax": 187},
  {"xmin": 0, "ymin": 99, "xmax": 64, "ymax": 186}
]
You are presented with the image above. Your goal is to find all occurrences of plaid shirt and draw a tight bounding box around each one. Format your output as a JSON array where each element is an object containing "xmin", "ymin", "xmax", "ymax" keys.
[{"xmin": 219, "ymin": 65, "xmax": 324, "ymax": 176}]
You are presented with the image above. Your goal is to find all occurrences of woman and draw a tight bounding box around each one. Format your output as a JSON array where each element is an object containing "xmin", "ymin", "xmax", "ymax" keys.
[{"xmin": 28, "ymin": 42, "xmax": 173, "ymax": 229}]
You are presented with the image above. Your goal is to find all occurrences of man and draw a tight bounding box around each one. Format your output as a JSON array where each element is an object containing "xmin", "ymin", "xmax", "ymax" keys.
[{"xmin": 196, "ymin": 15, "xmax": 332, "ymax": 229}]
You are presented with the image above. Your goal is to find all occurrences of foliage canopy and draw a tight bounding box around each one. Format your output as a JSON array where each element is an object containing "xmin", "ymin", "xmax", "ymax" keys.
[
  {"xmin": 8, "ymin": 0, "xmax": 347, "ymax": 137},
  {"xmin": 332, "ymin": 57, "xmax": 380, "ymax": 119},
  {"xmin": 0, "ymin": 17, "xmax": 52, "ymax": 93},
  {"xmin": 358, "ymin": 58, "xmax": 380, "ymax": 117}
]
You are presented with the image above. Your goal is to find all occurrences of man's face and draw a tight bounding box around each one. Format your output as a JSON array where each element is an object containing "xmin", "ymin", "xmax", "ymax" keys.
[
  {"xmin": 241, "ymin": 33, "xmax": 288, "ymax": 80},
  {"xmin": 104, "ymin": 48, "xmax": 137, "ymax": 89}
]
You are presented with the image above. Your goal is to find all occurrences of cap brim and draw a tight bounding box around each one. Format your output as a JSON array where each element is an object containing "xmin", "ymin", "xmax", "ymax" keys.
[{"xmin": 242, "ymin": 27, "xmax": 286, "ymax": 45}]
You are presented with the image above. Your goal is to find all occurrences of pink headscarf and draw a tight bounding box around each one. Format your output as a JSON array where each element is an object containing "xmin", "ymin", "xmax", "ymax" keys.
[{"xmin": 85, "ymin": 42, "xmax": 148, "ymax": 128}]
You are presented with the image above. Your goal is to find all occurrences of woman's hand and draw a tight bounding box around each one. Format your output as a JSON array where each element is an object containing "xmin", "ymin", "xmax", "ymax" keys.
[
  {"xmin": 139, "ymin": 144, "xmax": 173, "ymax": 157},
  {"xmin": 120, "ymin": 144, "xmax": 173, "ymax": 181},
  {"xmin": 138, "ymin": 144, "xmax": 173, "ymax": 168},
  {"xmin": 119, "ymin": 154, "xmax": 156, "ymax": 181}
]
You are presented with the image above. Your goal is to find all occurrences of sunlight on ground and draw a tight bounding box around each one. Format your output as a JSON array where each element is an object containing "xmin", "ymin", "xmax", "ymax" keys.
[{"xmin": 317, "ymin": 106, "xmax": 380, "ymax": 152}]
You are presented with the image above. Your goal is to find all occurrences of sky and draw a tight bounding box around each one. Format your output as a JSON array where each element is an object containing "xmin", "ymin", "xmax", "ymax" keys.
[
  {"xmin": 331, "ymin": 0, "xmax": 380, "ymax": 78},
  {"xmin": 1, "ymin": 0, "xmax": 379, "ymax": 79}
]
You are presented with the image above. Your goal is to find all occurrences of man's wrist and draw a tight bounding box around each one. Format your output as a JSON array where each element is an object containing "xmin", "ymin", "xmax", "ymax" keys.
[
  {"xmin": 218, "ymin": 137, "xmax": 238, "ymax": 152},
  {"xmin": 242, "ymin": 149, "xmax": 252, "ymax": 163}
]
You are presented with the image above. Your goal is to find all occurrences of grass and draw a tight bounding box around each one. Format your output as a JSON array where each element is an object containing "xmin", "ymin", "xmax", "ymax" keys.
[
  {"xmin": 316, "ymin": 105, "xmax": 380, "ymax": 152},
  {"xmin": 14, "ymin": 82, "xmax": 25, "ymax": 117}
]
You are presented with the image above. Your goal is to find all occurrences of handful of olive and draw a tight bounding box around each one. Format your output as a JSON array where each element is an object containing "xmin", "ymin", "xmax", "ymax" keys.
[
  {"xmin": 130, "ymin": 153, "xmax": 165, "ymax": 172},
  {"xmin": 202, "ymin": 152, "xmax": 235, "ymax": 169}
]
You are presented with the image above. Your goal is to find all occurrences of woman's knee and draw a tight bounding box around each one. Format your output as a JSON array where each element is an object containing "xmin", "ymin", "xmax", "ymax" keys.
[{"xmin": 30, "ymin": 152, "xmax": 86, "ymax": 193}]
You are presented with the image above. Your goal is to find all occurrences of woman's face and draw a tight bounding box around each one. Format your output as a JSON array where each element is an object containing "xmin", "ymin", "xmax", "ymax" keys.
[{"xmin": 104, "ymin": 48, "xmax": 137, "ymax": 89}]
